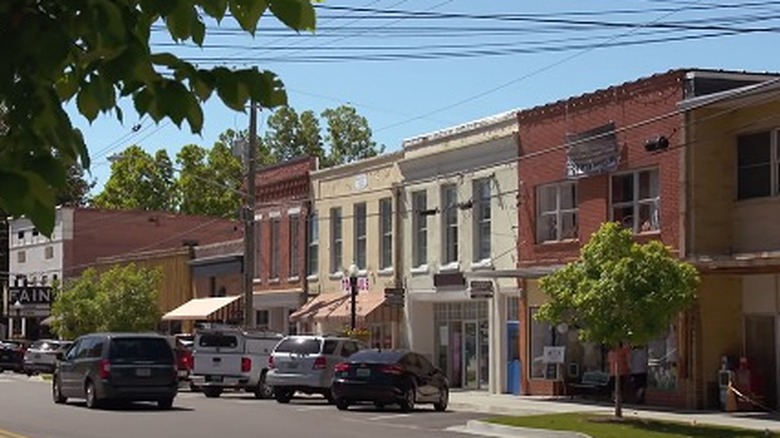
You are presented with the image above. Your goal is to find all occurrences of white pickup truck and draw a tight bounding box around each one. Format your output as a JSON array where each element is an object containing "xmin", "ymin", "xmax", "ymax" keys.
[{"xmin": 190, "ymin": 327, "xmax": 282, "ymax": 399}]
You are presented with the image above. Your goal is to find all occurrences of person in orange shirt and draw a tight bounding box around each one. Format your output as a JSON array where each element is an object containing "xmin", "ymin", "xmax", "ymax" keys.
[{"xmin": 608, "ymin": 342, "xmax": 630, "ymax": 401}]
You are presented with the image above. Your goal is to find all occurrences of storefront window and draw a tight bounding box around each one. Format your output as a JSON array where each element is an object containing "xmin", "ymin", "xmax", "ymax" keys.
[
  {"xmin": 529, "ymin": 307, "xmax": 555, "ymax": 379},
  {"xmin": 529, "ymin": 307, "xmax": 603, "ymax": 380},
  {"xmin": 648, "ymin": 323, "xmax": 678, "ymax": 390}
]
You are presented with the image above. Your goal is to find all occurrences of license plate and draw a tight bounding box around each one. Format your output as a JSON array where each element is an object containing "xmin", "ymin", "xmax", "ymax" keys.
[
  {"xmin": 34, "ymin": 354, "xmax": 41, "ymax": 359},
  {"xmin": 356, "ymin": 368, "xmax": 371, "ymax": 378},
  {"xmin": 210, "ymin": 376, "xmax": 223, "ymax": 382},
  {"xmin": 287, "ymin": 362, "xmax": 298, "ymax": 370},
  {"xmin": 135, "ymin": 368, "xmax": 151, "ymax": 377}
]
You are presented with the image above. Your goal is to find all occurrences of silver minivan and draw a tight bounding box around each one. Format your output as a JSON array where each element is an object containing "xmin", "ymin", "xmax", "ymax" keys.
[{"xmin": 265, "ymin": 335, "xmax": 365, "ymax": 404}]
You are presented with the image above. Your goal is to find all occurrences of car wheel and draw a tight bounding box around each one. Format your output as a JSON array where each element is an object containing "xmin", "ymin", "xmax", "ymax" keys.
[
  {"xmin": 52, "ymin": 376, "xmax": 67, "ymax": 404},
  {"xmin": 253, "ymin": 374, "xmax": 274, "ymax": 399},
  {"xmin": 399, "ymin": 385, "xmax": 415, "ymax": 413},
  {"xmin": 188, "ymin": 382, "xmax": 201, "ymax": 392},
  {"xmin": 157, "ymin": 397, "xmax": 174, "ymax": 410},
  {"xmin": 202, "ymin": 387, "xmax": 223, "ymax": 398},
  {"xmin": 324, "ymin": 387, "xmax": 336, "ymax": 404},
  {"xmin": 433, "ymin": 387, "xmax": 449, "ymax": 412},
  {"xmin": 85, "ymin": 381, "xmax": 100, "ymax": 409},
  {"xmin": 335, "ymin": 398, "xmax": 349, "ymax": 411},
  {"xmin": 274, "ymin": 388, "xmax": 293, "ymax": 404}
]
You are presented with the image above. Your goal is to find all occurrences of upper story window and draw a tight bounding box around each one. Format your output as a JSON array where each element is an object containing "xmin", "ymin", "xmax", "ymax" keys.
[
  {"xmin": 354, "ymin": 203, "xmax": 367, "ymax": 270},
  {"xmin": 17, "ymin": 231, "xmax": 24, "ymax": 240},
  {"xmin": 379, "ymin": 198, "xmax": 393, "ymax": 270},
  {"xmin": 307, "ymin": 212, "xmax": 319, "ymax": 277},
  {"xmin": 611, "ymin": 169, "xmax": 660, "ymax": 233},
  {"xmin": 256, "ymin": 310, "xmax": 270, "ymax": 330},
  {"xmin": 441, "ymin": 185, "xmax": 459, "ymax": 265},
  {"xmin": 270, "ymin": 217, "xmax": 281, "ymax": 279},
  {"xmin": 537, "ymin": 182, "xmax": 578, "ymax": 243},
  {"xmin": 412, "ymin": 190, "xmax": 428, "ymax": 268},
  {"xmin": 330, "ymin": 207, "xmax": 343, "ymax": 274},
  {"xmin": 737, "ymin": 130, "xmax": 779, "ymax": 200},
  {"xmin": 473, "ymin": 178, "xmax": 492, "ymax": 261},
  {"xmin": 254, "ymin": 221, "xmax": 263, "ymax": 279},
  {"xmin": 17, "ymin": 251, "xmax": 26, "ymax": 263},
  {"xmin": 289, "ymin": 214, "xmax": 300, "ymax": 279},
  {"xmin": 45, "ymin": 246, "xmax": 54, "ymax": 259}
]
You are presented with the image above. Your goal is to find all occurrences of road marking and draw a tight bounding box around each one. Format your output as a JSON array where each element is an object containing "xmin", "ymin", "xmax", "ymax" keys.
[
  {"xmin": 295, "ymin": 405, "xmax": 331, "ymax": 412},
  {"xmin": 0, "ymin": 428, "xmax": 29, "ymax": 438},
  {"xmin": 365, "ymin": 413, "xmax": 411, "ymax": 421}
]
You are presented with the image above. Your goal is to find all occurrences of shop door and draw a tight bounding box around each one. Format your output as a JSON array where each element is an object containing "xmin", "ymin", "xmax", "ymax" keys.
[
  {"xmin": 462, "ymin": 320, "xmax": 490, "ymax": 389},
  {"xmin": 745, "ymin": 315, "xmax": 777, "ymax": 408}
]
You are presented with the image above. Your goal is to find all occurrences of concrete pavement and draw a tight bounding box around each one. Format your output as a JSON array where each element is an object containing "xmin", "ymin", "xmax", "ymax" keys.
[{"xmin": 448, "ymin": 391, "xmax": 780, "ymax": 434}]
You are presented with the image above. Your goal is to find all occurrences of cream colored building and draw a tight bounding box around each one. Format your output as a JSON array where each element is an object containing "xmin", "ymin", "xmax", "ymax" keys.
[
  {"xmin": 398, "ymin": 111, "xmax": 519, "ymax": 394},
  {"xmin": 292, "ymin": 152, "xmax": 404, "ymax": 347}
]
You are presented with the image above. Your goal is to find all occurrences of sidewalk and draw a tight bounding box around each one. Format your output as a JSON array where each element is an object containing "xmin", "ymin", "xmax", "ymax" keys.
[{"xmin": 449, "ymin": 391, "xmax": 780, "ymax": 433}]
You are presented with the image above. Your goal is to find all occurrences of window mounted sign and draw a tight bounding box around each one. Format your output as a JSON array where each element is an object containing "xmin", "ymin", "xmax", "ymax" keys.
[
  {"xmin": 469, "ymin": 280, "xmax": 494, "ymax": 299},
  {"xmin": 565, "ymin": 122, "xmax": 619, "ymax": 178},
  {"xmin": 341, "ymin": 277, "xmax": 370, "ymax": 293},
  {"xmin": 542, "ymin": 346, "xmax": 566, "ymax": 364}
]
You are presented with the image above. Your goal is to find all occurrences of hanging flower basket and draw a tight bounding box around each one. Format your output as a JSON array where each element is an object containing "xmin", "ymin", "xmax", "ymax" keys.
[{"xmin": 341, "ymin": 327, "xmax": 370, "ymax": 342}]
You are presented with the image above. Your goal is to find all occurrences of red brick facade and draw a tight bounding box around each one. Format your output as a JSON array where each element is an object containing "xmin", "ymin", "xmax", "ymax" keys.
[
  {"xmin": 64, "ymin": 208, "xmax": 242, "ymax": 278},
  {"xmin": 253, "ymin": 157, "xmax": 317, "ymax": 292},
  {"xmin": 516, "ymin": 70, "xmax": 689, "ymax": 406}
]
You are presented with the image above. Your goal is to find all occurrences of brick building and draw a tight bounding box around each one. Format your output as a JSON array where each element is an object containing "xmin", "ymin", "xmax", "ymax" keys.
[
  {"xmin": 6, "ymin": 206, "xmax": 241, "ymax": 339},
  {"xmin": 513, "ymin": 69, "xmax": 777, "ymax": 408}
]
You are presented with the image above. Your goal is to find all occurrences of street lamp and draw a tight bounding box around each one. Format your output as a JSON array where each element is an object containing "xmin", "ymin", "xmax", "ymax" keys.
[
  {"xmin": 347, "ymin": 263, "xmax": 359, "ymax": 331},
  {"xmin": 12, "ymin": 300, "xmax": 22, "ymax": 337}
]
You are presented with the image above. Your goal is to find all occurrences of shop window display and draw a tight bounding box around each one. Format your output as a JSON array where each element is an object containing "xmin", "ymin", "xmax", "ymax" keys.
[
  {"xmin": 529, "ymin": 307, "xmax": 604, "ymax": 380},
  {"xmin": 647, "ymin": 323, "xmax": 677, "ymax": 390}
]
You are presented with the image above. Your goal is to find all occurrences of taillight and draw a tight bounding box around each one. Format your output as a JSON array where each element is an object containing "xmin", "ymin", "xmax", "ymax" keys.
[
  {"xmin": 379, "ymin": 365, "xmax": 403, "ymax": 375},
  {"xmin": 334, "ymin": 363, "xmax": 351, "ymax": 372},
  {"xmin": 241, "ymin": 357, "xmax": 252, "ymax": 373},
  {"xmin": 312, "ymin": 356, "xmax": 326, "ymax": 370},
  {"xmin": 268, "ymin": 356, "xmax": 275, "ymax": 369},
  {"xmin": 98, "ymin": 359, "xmax": 111, "ymax": 379}
]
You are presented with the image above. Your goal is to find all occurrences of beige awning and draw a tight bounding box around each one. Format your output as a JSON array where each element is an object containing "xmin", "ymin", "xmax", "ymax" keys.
[
  {"xmin": 162, "ymin": 296, "xmax": 241, "ymax": 321},
  {"xmin": 290, "ymin": 292, "xmax": 385, "ymax": 323},
  {"xmin": 40, "ymin": 315, "xmax": 58, "ymax": 326}
]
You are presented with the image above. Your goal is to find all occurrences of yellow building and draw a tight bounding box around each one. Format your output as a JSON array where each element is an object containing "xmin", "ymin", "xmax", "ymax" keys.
[
  {"xmin": 292, "ymin": 152, "xmax": 404, "ymax": 347},
  {"xmin": 681, "ymin": 78, "xmax": 780, "ymax": 409}
]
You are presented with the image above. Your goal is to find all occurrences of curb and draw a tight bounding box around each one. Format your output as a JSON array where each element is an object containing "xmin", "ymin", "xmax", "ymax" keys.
[{"xmin": 448, "ymin": 420, "xmax": 589, "ymax": 438}]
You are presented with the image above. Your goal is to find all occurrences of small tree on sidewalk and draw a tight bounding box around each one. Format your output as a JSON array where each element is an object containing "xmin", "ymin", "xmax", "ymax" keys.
[{"xmin": 536, "ymin": 222, "xmax": 699, "ymax": 418}]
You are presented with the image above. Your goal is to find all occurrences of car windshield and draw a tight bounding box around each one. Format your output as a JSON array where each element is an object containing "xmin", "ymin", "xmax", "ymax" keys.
[
  {"xmin": 108, "ymin": 338, "xmax": 174, "ymax": 363},
  {"xmin": 30, "ymin": 341, "xmax": 60, "ymax": 351},
  {"xmin": 274, "ymin": 338, "xmax": 321, "ymax": 355}
]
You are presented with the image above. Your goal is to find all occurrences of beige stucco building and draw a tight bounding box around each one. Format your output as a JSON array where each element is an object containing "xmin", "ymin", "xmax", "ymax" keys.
[
  {"xmin": 292, "ymin": 152, "xmax": 404, "ymax": 347},
  {"xmin": 397, "ymin": 111, "xmax": 520, "ymax": 394}
]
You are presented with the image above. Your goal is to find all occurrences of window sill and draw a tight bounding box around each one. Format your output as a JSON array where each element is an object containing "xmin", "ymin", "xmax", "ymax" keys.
[
  {"xmin": 470, "ymin": 259, "xmax": 494, "ymax": 271},
  {"xmin": 636, "ymin": 229, "xmax": 661, "ymax": 236},
  {"xmin": 410, "ymin": 264, "xmax": 429, "ymax": 275},
  {"xmin": 268, "ymin": 278, "xmax": 281, "ymax": 285},
  {"xmin": 329, "ymin": 272, "xmax": 344, "ymax": 280},
  {"xmin": 439, "ymin": 261, "xmax": 460, "ymax": 272},
  {"xmin": 537, "ymin": 238, "xmax": 579, "ymax": 246},
  {"xmin": 307, "ymin": 274, "xmax": 319, "ymax": 282},
  {"xmin": 377, "ymin": 267, "xmax": 394, "ymax": 277},
  {"xmin": 358, "ymin": 269, "xmax": 369, "ymax": 277},
  {"xmin": 287, "ymin": 276, "xmax": 300, "ymax": 283},
  {"xmin": 253, "ymin": 279, "xmax": 263, "ymax": 284}
]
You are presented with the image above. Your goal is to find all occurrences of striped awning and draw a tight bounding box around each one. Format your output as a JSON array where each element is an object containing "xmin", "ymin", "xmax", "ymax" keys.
[{"xmin": 162, "ymin": 296, "xmax": 241, "ymax": 321}]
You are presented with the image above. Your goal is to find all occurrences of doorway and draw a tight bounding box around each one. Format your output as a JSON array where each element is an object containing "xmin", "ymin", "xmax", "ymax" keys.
[
  {"xmin": 434, "ymin": 302, "xmax": 489, "ymax": 389},
  {"xmin": 744, "ymin": 315, "xmax": 777, "ymax": 408}
]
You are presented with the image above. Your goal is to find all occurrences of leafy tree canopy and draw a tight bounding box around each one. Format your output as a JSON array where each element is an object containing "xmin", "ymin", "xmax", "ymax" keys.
[
  {"xmin": 92, "ymin": 145, "xmax": 176, "ymax": 211},
  {"xmin": 536, "ymin": 222, "xmax": 699, "ymax": 349},
  {"xmin": 51, "ymin": 263, "xmax": 163, "ymax": 339},
  {"xmin": 0, "ymin": 0, "xmax": 316, "ymax": 236}
]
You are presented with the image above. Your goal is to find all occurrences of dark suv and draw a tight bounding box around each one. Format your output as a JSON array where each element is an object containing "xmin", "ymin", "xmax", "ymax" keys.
[{"xmin": 52, "ymin": 333, "xmax": 178, "ymax": 409}]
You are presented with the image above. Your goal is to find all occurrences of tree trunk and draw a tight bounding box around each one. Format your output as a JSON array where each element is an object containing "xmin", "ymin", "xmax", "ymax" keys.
[{"xmin": 614, "ymin": 360, "xmax": 623, "ymax": 418}]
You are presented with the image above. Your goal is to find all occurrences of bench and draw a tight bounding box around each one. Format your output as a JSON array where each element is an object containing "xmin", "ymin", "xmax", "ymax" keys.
[{"xmin": 568, "ymin": 371, "xmax": 611, "ymax": 398}]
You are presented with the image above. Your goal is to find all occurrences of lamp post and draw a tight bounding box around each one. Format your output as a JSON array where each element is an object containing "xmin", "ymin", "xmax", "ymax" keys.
[
  {"xmin": 347, "ymin": 263, "xmax": 359, "ymax": 331},
  {"xmin": 12, "ymin": 300, "xmax": 22, "ymax": 337}
]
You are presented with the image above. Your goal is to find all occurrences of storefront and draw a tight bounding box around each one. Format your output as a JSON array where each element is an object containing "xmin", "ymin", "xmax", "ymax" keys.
[{"xmin": 433, "ymin": 301, "xmax": 490, "ymax": 389}]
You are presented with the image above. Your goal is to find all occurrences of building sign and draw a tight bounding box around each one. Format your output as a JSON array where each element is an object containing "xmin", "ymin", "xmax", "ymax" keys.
[
  {"xmin": 384, "ymin": 287, "xmax": 405, "ymax": 307},
  {"xmin": 341, "ymin": 277, "xmax": 370, "ymax": 293},
  {"xmin": 565, "ymin": 122, "xmax": 619, "ymax": 178},
  {"xmin": 469, "ymin": 280, "xmax": 494, "ymax": 299},
  {"xmin": 6, "ymin": 286, "xmax": 55, "ymax": 317}
]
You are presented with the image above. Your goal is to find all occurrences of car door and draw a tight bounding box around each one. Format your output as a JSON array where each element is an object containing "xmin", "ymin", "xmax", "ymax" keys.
[
  {"xmin": 72, "ymin": 337, "xmax": 96, "ymax": 397},
  {"xmin": 58, "ymin": 339, "xmax": 83, "ymax": 397},
  {"xmin": 416, "ymin": 354, "xmax": 443, "ymax": 402}
]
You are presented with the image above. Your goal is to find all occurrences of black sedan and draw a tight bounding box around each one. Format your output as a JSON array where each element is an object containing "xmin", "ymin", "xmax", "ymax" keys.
[
  {"xmin": 0, "ymin": 340, "xmax": 28, "ymax": 373},
  {"xmin": 331, "ymin": 349, "xmax": 449, "ymax": 412}
]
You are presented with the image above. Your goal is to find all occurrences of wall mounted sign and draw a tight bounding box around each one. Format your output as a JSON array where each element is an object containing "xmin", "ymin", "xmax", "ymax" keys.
[{"xmin": 565, "ymin": 122, "xmax": 619, "ymax": 178}]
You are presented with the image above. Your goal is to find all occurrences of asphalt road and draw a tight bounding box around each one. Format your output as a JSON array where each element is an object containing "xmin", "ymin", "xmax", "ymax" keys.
[{"xmin": 0, "ymin": 373, "xmax": 490, "ymax": 438}]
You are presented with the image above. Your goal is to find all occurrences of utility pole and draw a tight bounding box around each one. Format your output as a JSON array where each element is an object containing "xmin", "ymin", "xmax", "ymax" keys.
[{"xmin": 243, "ymin": 101, "xmax": 258, "ymax": 327}]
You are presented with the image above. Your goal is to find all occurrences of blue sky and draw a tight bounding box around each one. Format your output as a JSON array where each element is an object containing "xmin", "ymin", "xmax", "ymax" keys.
[{"xmin": 69, "ymin": 0, "xmax": 780, "ymax": 192}]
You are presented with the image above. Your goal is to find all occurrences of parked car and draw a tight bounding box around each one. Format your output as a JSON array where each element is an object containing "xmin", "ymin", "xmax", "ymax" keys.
[
  {"xmin": 189, "ymin": 327, "xmax": 282, "ymax": 399},
  {"xmin": 331, "ymin": 349, "xmax": 449, "ymax": 412},
  {"xmin": 266, "ymin": 335, "xmax": 366, "ymax": 404},
  {"xmin": 52, "ymin": 332, "xmax": 178, "ymax": 409},
  {"xmin": 23, "ymin": 340, "xmax": 72, "ymax": 375},
  {"xmin": 165, "ymin": 336, "xmax": 194, "ymax": 384},
  {"xmin": 0, "ymin": 340, "xmax": 30, "ymax": 373}
]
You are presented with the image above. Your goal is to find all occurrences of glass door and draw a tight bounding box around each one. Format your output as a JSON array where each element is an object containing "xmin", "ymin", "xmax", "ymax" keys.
[{"xmin": 464, "ymin": 321, "xmax": 479, "ymax": 389}]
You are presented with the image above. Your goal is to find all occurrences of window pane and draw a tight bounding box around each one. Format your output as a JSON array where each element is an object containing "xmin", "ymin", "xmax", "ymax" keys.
[
  {"xmin": 478, "ymin": 222, "xmax": 491, "ymax": 260},
  {"xmin": 560, "ymin": 184, "xmax": 576, "ymax": 210},
  {"xmin": 737, "ymin": 131, "xmax": 771, "ymax": 166},
  {"xmin": 613, "ymin": 205, "xmax": 634, "ymax": 230},
  {"xmin": 648, "ymin": 324, "xmax": 677, "ymax": 390},
  {"xmin": 537, "ymin": 214, "xmax": 557, "ymax": 243},
  {"xmin": 638, "ymin": 170, "xmax": 659, "ymax": 200},
  {"xmin": 413, "ymin": 191, "xmax": 427, "ymax": 266},
  {"xmin": 560, "ymin": 212, "xmax": 577, "ymax": 240},
  {"xmin": 738, "ymin": 165, "xmax": 771, "ymax": 199},
  {"xmin": 290, "ymin": 216, "xmax": 299, "ymax": 277},
  {"xmin": 638, "ymin": 201, "xmax": 660, "ymax": 232},
  {"xmin": 612, "ymin": 174, "xmax": 634, "ymax": 204},
  {"xmin": 538, "ymin": 186, "xmax": 557, "ymax": 213},
  {"xmin": 529, "ymin": 308, "xmax": 554, "ymax": 379}
]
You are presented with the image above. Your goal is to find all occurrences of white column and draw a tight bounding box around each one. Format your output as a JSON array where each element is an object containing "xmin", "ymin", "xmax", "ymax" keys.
[
  {"xmin": 21, "ymin": 317, "xmax": 27, "ymax": 339},
  {"xmin": 489, "ymin": 290, "xmax": 507, "ymax": 394}
]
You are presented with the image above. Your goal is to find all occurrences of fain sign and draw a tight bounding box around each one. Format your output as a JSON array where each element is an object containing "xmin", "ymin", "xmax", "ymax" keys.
[{"xmin": 7, "ymin": 286, "xmax": 55, "ymax": 306}]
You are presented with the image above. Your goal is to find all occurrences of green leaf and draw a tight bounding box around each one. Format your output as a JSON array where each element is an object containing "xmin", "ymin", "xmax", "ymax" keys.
[
  {"xmin": 76, "ymin": 86, "xmax": 100, "ymax": 121},
  {"xmin": 230, "ymin": 0, "xmax": 268, "ymax": 33},
  {"xmin": 150, "ymin": 53, "xmax": 182, "ymax": 69},
  {"xmin": 191, "ymin": 15, "xmax": 206, "ymax": 45},
  {"xmin": 269, "ymin": 0, "xmax": 316, "ymax": 31},
  {"xmin": 56, "ymin": 72, "xmax": 80, "ymax": 101},
  {"xmin": 199, "ymin": 0, "xmax": 229, "ymax": 21}
]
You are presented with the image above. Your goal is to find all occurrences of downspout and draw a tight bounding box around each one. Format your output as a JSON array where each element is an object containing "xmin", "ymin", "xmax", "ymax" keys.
[{"xmin": 393, "ymin": 183, "xmax": 404, "ymax": 348}]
